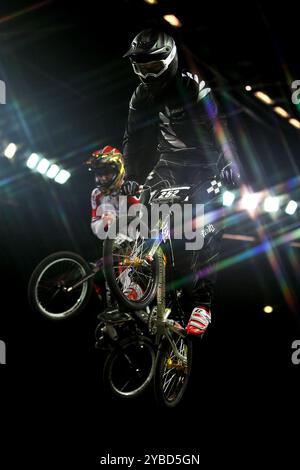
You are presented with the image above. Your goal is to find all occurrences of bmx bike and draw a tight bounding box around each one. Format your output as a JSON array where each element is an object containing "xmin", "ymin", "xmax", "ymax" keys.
[
  {"xmin": 98, "ymin": 177, "xmax": 223, "ymax": 407},
  {"xmin": 28, "ymin": 176, "xmax": 223, "ymax": 407}
]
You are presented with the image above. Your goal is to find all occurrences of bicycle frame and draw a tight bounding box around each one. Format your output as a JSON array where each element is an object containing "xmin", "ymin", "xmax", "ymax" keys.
[
  {"xmin": 64, "ymin": 258, "xmax": 103, "ymax": 292},
  {"xmin": 98, "ymin": 178, "xmax": 225, "ymax": 400},
  {"xmin": 128, "ymin": 188, "xmax": 190, "ymax": 364},
  {"xmin": 63, "ymin": 256, "xmax": 119, "ymax": 311},
  {"xmin": 154, "ymin": 245, "xmax": 188, "ymax": 365}
]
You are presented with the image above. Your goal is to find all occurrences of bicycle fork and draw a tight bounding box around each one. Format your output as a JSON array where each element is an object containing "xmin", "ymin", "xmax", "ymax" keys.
[{"xmin": 155, "ymin": 248, "xmax": 187, "ymax": 365}]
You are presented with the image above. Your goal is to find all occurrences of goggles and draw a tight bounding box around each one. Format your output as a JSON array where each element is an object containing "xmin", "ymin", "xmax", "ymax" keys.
[
  {"xmin": 95, "ymin": 173, "xmax": 115, "ymax": 184},
  {"xmin": 131, "ymin": 44, "xmax": 177, "ymax": 79}
]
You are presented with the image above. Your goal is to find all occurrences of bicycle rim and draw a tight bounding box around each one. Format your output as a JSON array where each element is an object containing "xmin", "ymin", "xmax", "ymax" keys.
[
  {"xmin": 156, "ymin": 335, "xmax": 192, "ymax": 407},
  {"xmin": 105, "ymin": 338, "xmax": 155, "ymax": 398},
  {"xmin": 104, "ymin": 221, "xmax": 160, "ymax": 309},
  {"xmin": 34, "ymin": 258, "xmax": 89, "ymax": 319}
]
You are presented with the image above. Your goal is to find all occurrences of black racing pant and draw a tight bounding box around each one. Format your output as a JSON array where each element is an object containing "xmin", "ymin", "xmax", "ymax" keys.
[{"xmin": 143, "ymin": 156, "xmax": 224, "ymax": 317}]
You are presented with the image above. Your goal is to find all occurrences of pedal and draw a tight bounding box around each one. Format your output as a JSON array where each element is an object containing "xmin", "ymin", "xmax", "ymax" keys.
[
  {"xmin": 97, "ymin": 308, "xmax": 132, "ymax": 324},
  {"xmin": 133, "ymin": 310, "xmax": 149, "ymax": 324},
  {"xmin": 166, "ymin": 319, "xmax": 187, "ymax": 336},
  {"xmin": 95, "ymin": 338, "xmax": 111, "ymax": 351}
]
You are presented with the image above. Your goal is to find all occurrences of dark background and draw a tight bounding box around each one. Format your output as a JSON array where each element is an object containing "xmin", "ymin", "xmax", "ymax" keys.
[{"xmin": 1, "ymin": 0, "xmax": 300, "ymax": 466}]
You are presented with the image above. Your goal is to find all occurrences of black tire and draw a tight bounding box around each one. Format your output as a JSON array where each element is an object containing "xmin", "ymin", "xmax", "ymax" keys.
[
  {"xmin": 103, "ymin": 336, "xmax": 156, "ymax": 398},
  {"xmin": 154, "ymin": 335, "xmax": 193, "ymax": 408},
  {"xmin": 28, "ymin": 251, "xmax": 94, "ymax": 320},
  {"xmin": 103, "ymin": 216, "xmax": 160, "ymax": 310}
]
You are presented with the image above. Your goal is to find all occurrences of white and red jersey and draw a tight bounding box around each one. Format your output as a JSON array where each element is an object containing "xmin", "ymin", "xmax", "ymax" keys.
[{"xmin": 90, "ymin": 187, "xmax": 139, "ymax": 239}]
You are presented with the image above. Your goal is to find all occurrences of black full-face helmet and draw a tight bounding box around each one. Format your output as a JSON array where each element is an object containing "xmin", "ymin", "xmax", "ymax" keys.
[{"xmin": 123, "ymin": 29, "xmax": 178, "ymax": 91}]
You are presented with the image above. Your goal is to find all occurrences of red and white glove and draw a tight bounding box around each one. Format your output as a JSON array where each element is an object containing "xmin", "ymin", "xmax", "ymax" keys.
[{"xmin": 186, "ymin": 306, "xmax": 211, "ymax": 335}]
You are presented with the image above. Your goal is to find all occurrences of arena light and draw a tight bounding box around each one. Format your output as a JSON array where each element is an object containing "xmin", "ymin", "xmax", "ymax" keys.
[
  {"xmin": 274, "ymin": 106, "xmax": 289, "ymax": 118},
  {"xmin": 222, "ymin": 191, "xmax": 235, "ymax": 207},
  {"xmin": 245, "ymin": 85, "xmax": 252, "ymax": 91},
  {"xmin": 46, "ymin": 164, "xmax": 60, "ymax": 179},
  {"xmin": 240, "ymin": 193, "xmax": 260, "ymax": 211},
  {"xmin": 254, "ymin": 91, "xmax": 274, "ymax": 105},
  {"xmin": 289, "ymin": 118, "xmax": 300, "ymax": 129},
  {"xmin": 144, "ymin": 0, "xmax": 157, "ymax": 4},
  {"xmin": 4, "ymin": 143, "xmax": 17, "ymax": 159},
  {"xmin": 54, "ymin": 169, "xmax": 71, "ymax": 184},
  {"xmin": 223, "ymin": 233, "xmax": 256, "ymax": 242},
  {"xmin": 36, "ymin": 158, "xmax": 50, "ymax": 175},
  {"xmin": 26, "ymin": 153, "xmax": 40, "ymax": 169},
  {"xmin": 285, "ymin": 200, "xmax": 298, "ymax": 215},
  {"xmin": 263, "ymin": 196, "xmax": 279, "ymax": 213},
  {"xmin": 263, "ymin": 305, "xmax": 273, "ymax": 313},
  {"xmin": 163, "ymin": 14, "xmax": 182, "ymax": 27}
]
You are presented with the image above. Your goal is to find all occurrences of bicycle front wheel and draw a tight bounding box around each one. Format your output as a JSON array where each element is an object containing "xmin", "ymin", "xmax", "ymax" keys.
[
  {"xmin": 103, "ymin": 216, "xmax": 161, "ymax": 310},
  {"xmin": 28, "ymin": 251, "xmax": 94, "ymax": 320},
  {"xmin": 154, "ymin": 334, "xmax": 193, "ymax": 408}
]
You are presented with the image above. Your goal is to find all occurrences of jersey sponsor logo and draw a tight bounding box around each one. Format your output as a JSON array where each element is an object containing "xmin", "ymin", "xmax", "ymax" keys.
[
  {"xmin": 161, "ymin": 105, "xmax": 186, "ymax": 120},
  {"xmin": 207, "ymin": 180, "xmax": 222, "ymax": 194},
  {"xmin": 156, "ymin": 188, "xmax": 180, "ymax": 199},
  {"xmin": 185, "ymin": 72, "xmax": 211, "ymax": 100}
]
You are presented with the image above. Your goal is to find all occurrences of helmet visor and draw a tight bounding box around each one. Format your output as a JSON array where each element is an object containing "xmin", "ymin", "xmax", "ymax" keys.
[
  {"xmin": 94, "ymin": 164, "xmax": 118, "ymax": 188},
  {"xmin": 95, "ymin": 172, "xmax": 115, "ymax": 185},
  {"xmin": 131, "ymin": 44, "xmax": 177, "ymax": 79}
]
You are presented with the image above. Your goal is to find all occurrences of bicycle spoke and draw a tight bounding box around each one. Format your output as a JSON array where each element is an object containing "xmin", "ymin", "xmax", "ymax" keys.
[
  {"xmin": 132, "ymin": 271, "xmax": 152, "ymax": 288},
  {"xmin": 115, "ymin": 268, "xmax": 131, "ymax": 282},
  {"xmin": 163, "ymin": 371, "xmax": 177, "ymax": 396},
  {"xmin": 119, "ymin": 379, "xmax": 131, "ymax": 392},
  {"xmin": 133, "ymin": 270, "xmax": 152, "ymax": 281},
  {"xmin": 167, "ymin": 375, "xmax": 180, "ymax": 399},
  {"xmin": 162, "ymin": 367, "xmax": 174, "ymax": 382}
]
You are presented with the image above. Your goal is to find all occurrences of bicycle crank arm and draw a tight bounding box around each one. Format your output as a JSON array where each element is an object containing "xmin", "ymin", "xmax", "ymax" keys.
[
  {"xmin": 119, "ymin": 258, "xmax": 151, "ymax": 268},
  {"xmin": 64, "ymin": 271, "xmax": 96, "ymax": 292},
  {"xmin": 166, "ymin": 319, "xmax": 187, "ymax": 338}
]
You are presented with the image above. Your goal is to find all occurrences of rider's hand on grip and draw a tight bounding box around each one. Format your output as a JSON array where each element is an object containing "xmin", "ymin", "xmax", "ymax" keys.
[
  {"xmin": 220, "ymin": 163, "xmax": 240, "ymax": 189},
  {"xmin": 120, "ymin": 180, "xmax": 140, "ymax": 196}
]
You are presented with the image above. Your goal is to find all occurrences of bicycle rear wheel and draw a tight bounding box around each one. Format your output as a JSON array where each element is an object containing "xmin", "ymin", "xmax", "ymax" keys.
[
  {"xmin": 28, "ymin": 251, "xmax": 93, "ymax": 320},
  {"xmin": 154, "ymin": 334, "xmax": 193, "ymax": 408},
  {"xmin": 103, "ymin": 336, "xmax": 155, "ymax": 398}
]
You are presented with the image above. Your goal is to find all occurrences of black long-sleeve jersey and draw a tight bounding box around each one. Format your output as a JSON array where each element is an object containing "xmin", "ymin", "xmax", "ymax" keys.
[{"xmin": 123, "ymin": 70, "xmax": 234, "ymax": 183}]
